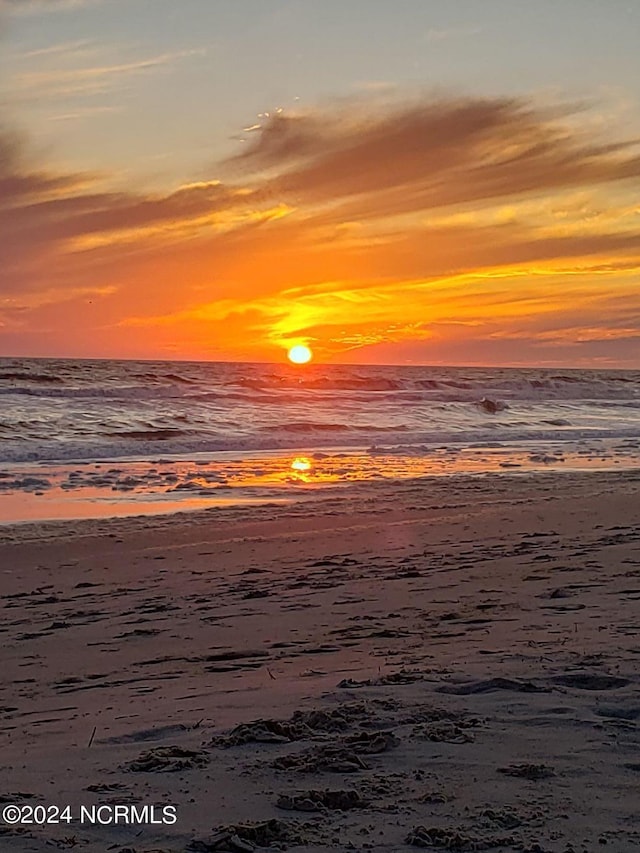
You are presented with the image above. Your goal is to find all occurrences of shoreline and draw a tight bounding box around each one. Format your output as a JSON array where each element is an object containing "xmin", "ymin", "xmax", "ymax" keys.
[
  {"xmin": 1, "ymin": 466, "xmax": 639, "ymax": 541},
  {"xmin": 1, "ymin": 436, "xmax": 639, "ymax": 526},
  {"xmin": 2, "ymin": 469, "xmax": 640, "ymax": 850}
]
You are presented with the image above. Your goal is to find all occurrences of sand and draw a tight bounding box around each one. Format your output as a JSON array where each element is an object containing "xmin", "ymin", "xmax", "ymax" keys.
[{"xmin": 1, "ymin": 470, "xmax": 640, "ymax": 852}]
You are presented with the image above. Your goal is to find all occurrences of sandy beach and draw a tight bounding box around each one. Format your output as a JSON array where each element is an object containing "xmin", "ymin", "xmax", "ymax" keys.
[
  {"xmin": 2, "ymin": 469, "xmax": 640, "ymax": 852},
  {"xmin": 4, "ymin": 0, "xmax": 640, "ymax": 848}
]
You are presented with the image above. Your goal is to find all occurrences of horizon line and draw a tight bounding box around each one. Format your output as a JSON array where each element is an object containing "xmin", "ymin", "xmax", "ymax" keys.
[{"xmin": 0, "ymin": 354, "xmax": 638, "ymax": 371}]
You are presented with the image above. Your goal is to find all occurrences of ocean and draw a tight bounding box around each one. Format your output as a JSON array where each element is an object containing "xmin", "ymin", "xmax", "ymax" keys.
[{"xmin": 1, "ymin": 357, "xmax": 639, "ymax": 523}]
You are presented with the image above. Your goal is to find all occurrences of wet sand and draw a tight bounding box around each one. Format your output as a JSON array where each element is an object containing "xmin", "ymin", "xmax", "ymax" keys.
[
  {"xmin": 1, "ymin": 435, "xmax": 639, "ymax": 525},
  {"xmin": 1, "ymin": 470, "xmax": 640, "ymax": 851}
]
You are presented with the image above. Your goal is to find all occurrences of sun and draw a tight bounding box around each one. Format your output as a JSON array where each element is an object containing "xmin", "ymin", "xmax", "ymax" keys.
[
  {"xmin": 287, "ymin": 344, "xmax": 313, "ymax": 364},
  {"xmin": 291, "ymin": 456, "xmax": 312, "ymax": 472}
]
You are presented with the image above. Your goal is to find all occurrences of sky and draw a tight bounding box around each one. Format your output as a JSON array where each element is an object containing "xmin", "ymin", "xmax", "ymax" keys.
[{"xmin": 1, "ymin": 0, "xmax": 640, "ymax": 366}]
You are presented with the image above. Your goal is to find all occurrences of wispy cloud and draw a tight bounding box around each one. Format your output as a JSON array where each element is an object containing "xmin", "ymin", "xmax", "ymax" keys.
[
  {"xmin": 19, "ymin": 38, "xmax": 96, "ymax": 58},
  {"xmin": 1, "ymin": 0, "xmax": 103, "ymax": 16},
  {"xmin": 45, "ymin": 104, "xmax": 122, "ymax": 122},
  {"xmin": 9, "ymin": 49, "xmax": 204, "ymax": 99}
]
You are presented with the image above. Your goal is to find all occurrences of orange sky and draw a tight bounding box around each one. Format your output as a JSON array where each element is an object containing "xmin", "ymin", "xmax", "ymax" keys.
[{"xmin": 1, "ymin": 5, "xmax": 640, "ymax": 366}]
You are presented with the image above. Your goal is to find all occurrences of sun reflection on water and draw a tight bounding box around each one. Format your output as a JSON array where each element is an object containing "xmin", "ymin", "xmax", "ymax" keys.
[{"xmin": 288, "ymin": 456, "xmax": 316, "ymax": 483}]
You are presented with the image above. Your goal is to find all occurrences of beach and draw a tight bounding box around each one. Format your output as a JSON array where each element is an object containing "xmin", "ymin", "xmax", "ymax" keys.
[
  {"xmin": 2, "ymin": 469, "xmax": 640, "ymax": 852},
  {"xmin": 4, "ymin": 0, "xmax": 640, "ymax": 848}
]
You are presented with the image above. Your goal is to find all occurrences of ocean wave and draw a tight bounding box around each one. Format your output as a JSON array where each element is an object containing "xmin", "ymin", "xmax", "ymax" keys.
[
  {"xmin": 226, "ymin": 376, "xmax": 403, "ymax": 392},
  {"xmin": 130, "ymin": 371, "xmax": 200, "ymax": 385},
  {"xmin": 163, "ymin": 373, "xmax": 198, "ymax": 384},
  {"xmin": 217, "ymin": 373, "xmax": 640, "ymax": 401},
  {"xmin": 102, "ymin": 428, "xmax": 194, "ymax": 440},
  {"xmin": 261, "ymin": 421, "xmax": 408, "ymax": 433},
  {"xmin": 0, "ymin": 371, "xmax": 64, "ymax": 383},
  {"xmin": 476, "ymin": 398, "xmax": 509, "ymax": 414},
  {"xmin": 215, "ymin": 368, "xmax": 640, "ymax": 399},
  {"xmin": 0, "ymin": 385, "xmax": 192, "ymax": 400},
  {"xmin": 1, "ymin": 424, "xmax": 640, "ymax": 464},
  {"xmin": 2, "ymin": 372, "xmax": 638, "ymax": 403}
]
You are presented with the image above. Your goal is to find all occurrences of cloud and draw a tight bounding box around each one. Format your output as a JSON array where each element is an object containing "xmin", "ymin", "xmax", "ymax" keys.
[
  {"xmin": 231, "ymin": 97, "xmax": 640, "ymax": 218},
  {"xmin": 20, "ymin": 38, "xmax": 96, "ymax": 58},
  {"xmin": 9, "ymin": 49, "xmax": 203, "ymax": 99},
  {"xmin": 0, "ymin": 0, "xmax": 102, "ymax": 15},
  {"xmin": 0, "ymin": 126, "xmax": 95, "ymax": 203},
  {"xmin": 1, "ymin": 92, "xmax": 640, "ymax": 363}
]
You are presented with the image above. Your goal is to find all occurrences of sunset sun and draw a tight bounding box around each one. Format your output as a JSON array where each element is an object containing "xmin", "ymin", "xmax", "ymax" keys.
[{"xmin": 287, "ymin": 345, "xmax": 313, "ymax": 364}]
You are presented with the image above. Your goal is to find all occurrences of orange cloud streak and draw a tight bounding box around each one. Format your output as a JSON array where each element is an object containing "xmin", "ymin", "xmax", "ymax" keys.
[{"xmin": 1, "ymin": 94, "xmax": 640, "ymax": 365}]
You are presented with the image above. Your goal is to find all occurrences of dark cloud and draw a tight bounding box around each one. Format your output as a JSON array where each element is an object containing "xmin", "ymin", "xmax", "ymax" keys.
[
  {"xmin": 0, "ymin": 127, "xmax": 90, "ymax": 202},
  {"xmin": 233, "ymin": 97, "xmax": 640, "ymax": 216},
  {"xmin": 0, "ymin": 124, "xmax": 261, "ymax": 295}
]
